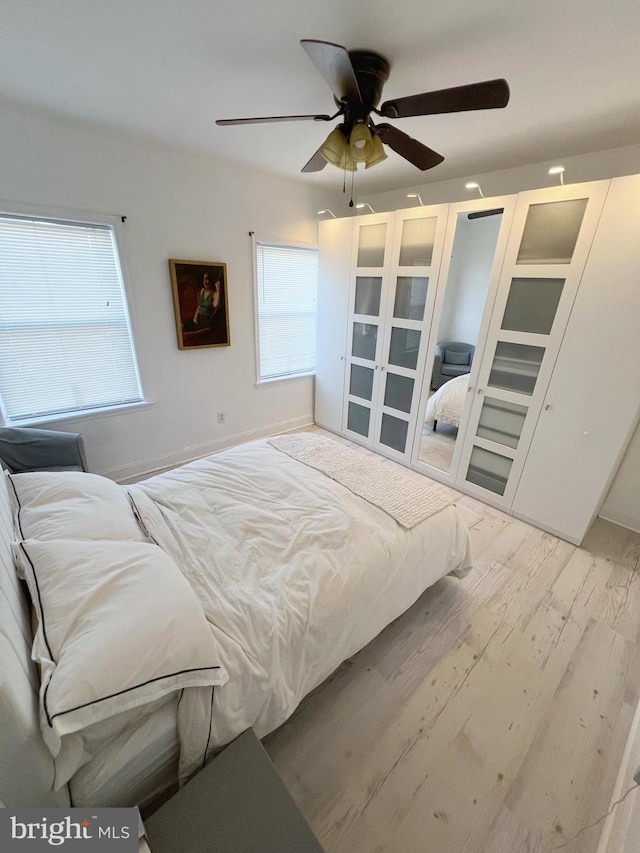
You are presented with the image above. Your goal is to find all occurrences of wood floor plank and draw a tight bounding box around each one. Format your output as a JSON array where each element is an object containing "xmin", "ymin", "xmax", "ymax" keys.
[
  {"xmin": 474, "ymin": 805, "xmax": 547, "ymax": 853},
  {"xmin": 486, "ymin": 530, "xmax": 575, "ymax": 627},
  {"xmin": 316, "ymin": 608, "xmax": 508, "ymax": 848},
  {"xmin": 505, "ymin": 619, "xmax": 632, "ymax": 852},
  {"xmin": 548, "ymin": 547, "xmax": 613, "ymax": 629},
  {"xmin": 263, "ymin": 430, "xmax": 640, "ymax": 853}
]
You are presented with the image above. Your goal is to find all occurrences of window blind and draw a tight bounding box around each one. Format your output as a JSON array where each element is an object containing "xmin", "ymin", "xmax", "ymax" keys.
[
  {"xmin": 0, "ymin": 215, "xmax": 143, "ymax": 422},
  {"xmin": 255, "ymin": 241, "xmax": 318, "ymax": 381}
]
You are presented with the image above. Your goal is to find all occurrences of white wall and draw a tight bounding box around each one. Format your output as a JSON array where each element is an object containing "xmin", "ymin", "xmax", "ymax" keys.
[
  {"xmin": 599, "ymin": 421, "xmax": 640, "ymax": 533},
  {"xmin": 363, "ymin": 144, "xmax": 640, "ymax": 212},
  {"xmin": 438, "ymin": 214, "xmax": 502, "ymax": 345},
  {"xmin": 365, "ymin": 146, "xmax": 640, "ymax": 533},
  {"xmin": 0, "ymin": 101, "xmax": 335, "ymax": 480}
]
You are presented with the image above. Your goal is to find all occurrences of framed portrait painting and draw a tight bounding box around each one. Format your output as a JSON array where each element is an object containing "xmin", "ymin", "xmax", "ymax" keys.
[{"xmin": 169, "ymin": 259, "xmax": 230, "ymax": 350}]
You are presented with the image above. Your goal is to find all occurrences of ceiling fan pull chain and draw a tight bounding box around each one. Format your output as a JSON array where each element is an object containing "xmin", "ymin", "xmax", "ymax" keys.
[{"xmin": 349, "ymin": 167, "xmax": 355, "ymax": 207}]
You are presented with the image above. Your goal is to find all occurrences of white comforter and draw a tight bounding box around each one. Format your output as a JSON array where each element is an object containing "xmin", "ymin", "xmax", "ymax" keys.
[{"xmin": 129, "ymin": 439, "xmax": 472, "ymax": 780}]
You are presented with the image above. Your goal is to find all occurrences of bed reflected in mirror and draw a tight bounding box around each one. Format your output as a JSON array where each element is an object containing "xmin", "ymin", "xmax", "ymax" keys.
[
  {"xmin": 418, "ymin": 208, "xmax": 503, "ymax": 474},
  {"xmin": 420, "ymin": 373, "xmax": 470, "ymax": 472}
]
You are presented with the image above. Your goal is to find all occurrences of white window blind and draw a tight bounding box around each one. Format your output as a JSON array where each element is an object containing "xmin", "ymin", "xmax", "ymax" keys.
[
  {"xmin": 255, "ymin": 241, "xmax": 318, "ymax": 381},
  {"xmin": 0, "ymin": 214, "xmax": 143, "ymax": 423}
]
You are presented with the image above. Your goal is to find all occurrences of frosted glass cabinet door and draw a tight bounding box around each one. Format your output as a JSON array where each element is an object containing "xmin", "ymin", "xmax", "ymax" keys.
[
  {"xmin": 349, "ymin": 364, "xmax": 375, "ymax": 401},
  {"xmin": 344, "ymin": 213, "xmax": 394, "ymax": 445},
  {"xmin": 345, "ymin": 322, "xmax": 379, "ymax": 442},
  {"xmin": 371, "ymin": 205, "xmax": 449, "ymax": 460},
  {"xmin": 354, "ymin": 277, "xmax": 383, "ymax": 316},
  {"xmin": 351, "ymin": 322, "xmax": 378, "ymax": 361},
  {"xmin": 466, "ymin": 446, "xmax": 513, "ymax": 496},
  {"xmin": 487, "ymin": 342, "xmax": 545, "ymax": 396},
  {"xmin": 501, "ymin": 278, "xmax": 565, "ymax": 334},
  {"xmin": 475, "ymin": 397, "xmax": 528, "ymax": 450},
  {"xmin": 398, "ymin": 217, "xmax": 437, "ymax": 266},
  {"xmin": 357, "ymin": 223, "xmax": 387, "ymax": 267},
  {"xmin": 347, "ymin": 401, "xmax": 371, "ymax": 437},
  {"xmin": 344, "ymin": 205, "xmax": 449, "ymax": 457},
  {"xmin": 456, "ymin": 180, "xmax": 609, "ymax": 506},
  {"xmin": 393, "ymin": 276, "xmax": 429, "ymax": 321},
  {"xmin": 516, "ymin": 199, "xmax": 588, "ymax": 265}
]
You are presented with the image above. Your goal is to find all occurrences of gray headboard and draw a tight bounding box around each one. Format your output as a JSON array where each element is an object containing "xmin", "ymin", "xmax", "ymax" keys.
[{"xmin": 0, "ymin": 470, "xmax": 70, "ymax": 807}]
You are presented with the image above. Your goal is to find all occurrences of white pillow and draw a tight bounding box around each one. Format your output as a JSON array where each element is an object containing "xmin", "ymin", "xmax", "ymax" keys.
[
  {"xmin": 6, "ymin": 470, "xmax": 147, "ymax": 543},
  {"xmin": 14, "ymin": 538, "xmax": 228, "ymax": 788}
]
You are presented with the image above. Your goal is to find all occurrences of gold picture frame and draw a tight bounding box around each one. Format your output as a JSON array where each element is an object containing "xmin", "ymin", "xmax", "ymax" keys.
[{"xmin": 169, "ymin": 259, "xmax": 230, "ymax": 350}]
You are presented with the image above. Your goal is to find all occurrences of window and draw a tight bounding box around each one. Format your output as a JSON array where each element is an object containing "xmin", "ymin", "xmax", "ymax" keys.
[
  {"xmin": 254, "ymin": 239, "xmax": 318, "ymax": 381},
  {"xmin": 0, "ymin": 212, "xmax": 143, "ymax": 423}
]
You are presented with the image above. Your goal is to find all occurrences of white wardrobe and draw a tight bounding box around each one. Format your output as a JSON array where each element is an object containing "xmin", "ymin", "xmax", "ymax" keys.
[{"xmin": 315, "ymin": 175, "xmax": 640, "ymax": 545}]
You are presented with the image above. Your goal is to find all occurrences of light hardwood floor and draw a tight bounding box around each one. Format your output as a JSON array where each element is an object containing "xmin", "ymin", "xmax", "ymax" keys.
[{"xmin": 263, "ymin": 430, "xmax": 640, "ymax": 853}]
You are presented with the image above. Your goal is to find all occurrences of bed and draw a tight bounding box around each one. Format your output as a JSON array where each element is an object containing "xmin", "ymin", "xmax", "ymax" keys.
[
  {"xmin": 0, "ymin": 432, "xmax": 472, "ymax": 811},
  {"xmin": 424, "ymin": 373, "xmax": 470, "ymax": 430}
]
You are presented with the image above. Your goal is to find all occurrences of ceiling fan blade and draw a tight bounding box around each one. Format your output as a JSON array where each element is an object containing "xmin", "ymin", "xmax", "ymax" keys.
[
  {"xmin": 375, "ymin": 124, "xmax": 444, "ymax": 171},
  {"xmin": 301, "ymin": 147, "xmax": 328, "ymax": 173},
  {"xmin": 380, "ymin": 78, "xmax": 510, "ymax": 119},
  {"xmin": 216, "ymin": 114, "xmax": 332, "ymax": 126},
  {"xmin": 300, "ymin": 39, "xmax": 362, "ymax": 103}
]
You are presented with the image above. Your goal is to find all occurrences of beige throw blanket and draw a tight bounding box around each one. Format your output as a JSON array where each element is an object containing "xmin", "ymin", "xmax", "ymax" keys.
[{"xmin": 268, "ymin": 433, "xmax": 455, "ymax": 529}]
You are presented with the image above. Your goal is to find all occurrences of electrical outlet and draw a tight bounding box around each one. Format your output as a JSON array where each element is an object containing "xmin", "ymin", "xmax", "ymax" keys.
[{"xmin": 217, "ymin": 412, "xmax": 225, "ymax": 424}]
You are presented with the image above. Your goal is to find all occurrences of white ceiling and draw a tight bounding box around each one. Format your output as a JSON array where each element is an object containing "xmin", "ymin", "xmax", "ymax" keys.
[{"xmin": 2, "ymin": 0, "xmax": 640, "ymax": 193}]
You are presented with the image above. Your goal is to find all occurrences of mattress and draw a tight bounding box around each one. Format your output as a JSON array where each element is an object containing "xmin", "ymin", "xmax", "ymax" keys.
[{"xmin": 69, "ymin": 698, "xmax": 179, "ymax": 810}]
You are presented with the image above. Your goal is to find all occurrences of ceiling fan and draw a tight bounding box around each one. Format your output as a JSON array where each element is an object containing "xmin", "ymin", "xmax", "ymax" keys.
[{"xmin": 216, "ymin": 39, "xmax": 510, "ymax": 174}]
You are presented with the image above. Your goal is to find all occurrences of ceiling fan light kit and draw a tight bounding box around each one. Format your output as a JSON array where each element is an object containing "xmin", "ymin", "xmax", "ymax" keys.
[
  {"xmin": 216, "ymin": 39, "xmax": 510, "ymax": 176},
  {"xmin": 348, "ymin": 122, "xmax": 373, "ymax": 162},
  {"xmin": 364, "ymin": 133, "xmax": 388, "ymax": 169},
  {"xmin": 316, "ymin": 121, "xmax": 387, "ymax": 172},
  {"xmin": 319, "ymin": 126, "xmax": 349, "ymax": 167}
]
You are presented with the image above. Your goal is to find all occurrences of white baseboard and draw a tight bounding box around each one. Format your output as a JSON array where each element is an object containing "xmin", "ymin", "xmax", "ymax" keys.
[
  {"xmin": 101, "ymin": 415, "xmax": 314, "ymax": 483},
  {"xmin": 598, "ymin": 506, "xmax": 640, "ymax": 535}
]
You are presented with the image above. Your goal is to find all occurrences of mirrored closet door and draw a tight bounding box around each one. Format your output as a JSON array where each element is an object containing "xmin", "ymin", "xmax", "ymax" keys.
[
  {"xmin": 456, "ymin": 181, "xmax": 610, "ymax": 506},
  {"xmin": 412, "ymin": 198, "xmax": 516, "ymax": 483},
  {"xmin": 343, "ymin": 206, "xmax": 449, "ymax": 463}
]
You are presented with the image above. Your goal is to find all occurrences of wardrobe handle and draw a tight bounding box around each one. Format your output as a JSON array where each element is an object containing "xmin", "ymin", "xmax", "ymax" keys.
[
  {"xmin": 381, "ymin": 366, "xmax": 386, "ymax": 372},
  {"xmin": 375, "ymin": 365, "xmax": 379, "ymax": 370},
  {"xmin": 340, "ymin": 356, "xmax": 345, "ymax": 361},
  {"xmin": 477, "ymin": 388, "xmax": 484, "ymax": 395},
  {"xmin": 544, "ymin": 403, "xmax": 552, "ymax": 411}
]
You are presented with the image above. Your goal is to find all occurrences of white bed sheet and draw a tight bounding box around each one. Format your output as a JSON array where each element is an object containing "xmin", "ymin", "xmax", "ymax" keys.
[{"xmin": 129, "ymin": 438, "xmax": 473, "ymax": 755}]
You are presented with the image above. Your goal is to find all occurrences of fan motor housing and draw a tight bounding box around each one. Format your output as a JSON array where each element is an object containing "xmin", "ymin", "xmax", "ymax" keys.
[{"xmin": 336, "ymin": 50, "xmax": 390, "ymax": 126}]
